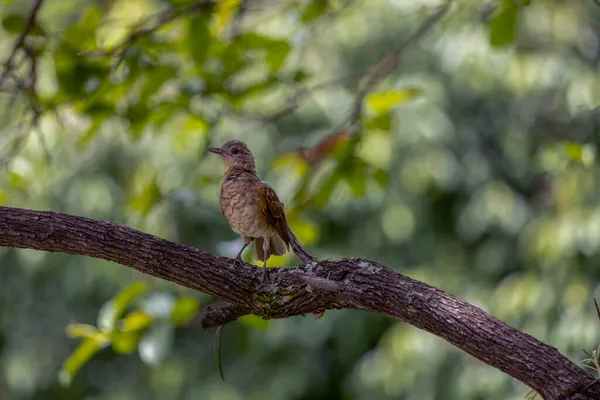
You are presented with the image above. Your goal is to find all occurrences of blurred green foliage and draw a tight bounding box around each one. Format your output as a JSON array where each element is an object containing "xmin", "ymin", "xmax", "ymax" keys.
[{"xmin": 0, "ymin": 0, "xmax": 599, "ymax": 399}]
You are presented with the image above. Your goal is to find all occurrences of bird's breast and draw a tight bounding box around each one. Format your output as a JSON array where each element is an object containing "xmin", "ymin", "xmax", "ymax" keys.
[{"xmin": 220, "ymin": 181, "xmax": 270, "ymax": 238}]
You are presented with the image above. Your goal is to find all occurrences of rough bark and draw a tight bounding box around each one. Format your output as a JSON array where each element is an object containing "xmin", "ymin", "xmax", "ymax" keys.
[{"xmin": 0, "ymin": 205, "xmax": 597, "ymax": 399}]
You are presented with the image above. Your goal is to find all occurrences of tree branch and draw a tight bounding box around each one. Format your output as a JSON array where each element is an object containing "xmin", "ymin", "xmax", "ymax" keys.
[{"xmin": 0, "ymin": 205, "xmax": 598, "ymax": 399}]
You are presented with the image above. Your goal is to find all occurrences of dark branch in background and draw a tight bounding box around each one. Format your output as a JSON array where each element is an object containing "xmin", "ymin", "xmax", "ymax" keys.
[
  {"xmin": 284, "ymin": 2, "xmax": 452, "ymax": 209},
  {"xmin": 0, "ymin": 205, "xmax": 599, "ymax": 399},
  {"xmin": 0, "ymin": 0, "xmax": 47, "ymax": 167},
  {"xmin": 84, "ymin": 1, "xmax": 217, "ymax": 71},
  {"xmin": 0, "ymin": 0, "xmax": 44, "ymax": 90},
  {"xmin": 346, "ymin": 0, "xmax": 450, "ymax": 130}
]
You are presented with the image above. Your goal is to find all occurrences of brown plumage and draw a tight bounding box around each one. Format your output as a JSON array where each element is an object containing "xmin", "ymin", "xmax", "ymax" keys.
[{"xmin": 208, "ymin": 139, "xmax": 315, "ymax": 285}]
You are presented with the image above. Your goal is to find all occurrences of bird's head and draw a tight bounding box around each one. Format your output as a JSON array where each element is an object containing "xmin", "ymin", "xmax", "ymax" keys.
[{"xmin": 207, "ymin": 140, "xmax": 256, "ymax": 173}]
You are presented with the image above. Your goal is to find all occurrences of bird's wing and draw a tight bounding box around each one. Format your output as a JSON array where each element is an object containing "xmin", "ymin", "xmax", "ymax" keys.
[{"xmin": 257, "ymin": 182, "xmax": 291, "ymax": 248}]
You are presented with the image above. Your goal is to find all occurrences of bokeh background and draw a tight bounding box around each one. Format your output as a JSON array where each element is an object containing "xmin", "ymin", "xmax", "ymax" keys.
[{"xmin": 0, "ymin": 0, "xmax": 599, "ymax": 399}]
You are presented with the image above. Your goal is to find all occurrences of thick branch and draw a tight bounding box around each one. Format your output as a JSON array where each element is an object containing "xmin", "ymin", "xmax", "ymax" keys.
[{"xmin": 0, "ymin": 205, "xmax": 598, "ymax": 399}]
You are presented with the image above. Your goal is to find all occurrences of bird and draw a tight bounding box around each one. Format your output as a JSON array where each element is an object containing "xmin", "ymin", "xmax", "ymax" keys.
[{"xmin": 208, "ymin": 139, "xmax": 315, "ymax": 286}]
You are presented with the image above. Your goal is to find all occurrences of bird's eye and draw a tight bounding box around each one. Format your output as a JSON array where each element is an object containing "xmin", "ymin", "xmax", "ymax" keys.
[{"xmin": 231, "ymin": 148, "xmax": 240, "ymax": 155}]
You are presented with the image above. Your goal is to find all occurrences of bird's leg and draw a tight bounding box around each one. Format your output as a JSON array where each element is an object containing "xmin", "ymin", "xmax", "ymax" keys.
[
  {"xmin": 233, "ymin": 237, "xmax": 252, "ymax": 267},
  {"xmin": 259, "ymin": 237, "xmax": 270, "ymax": 288},
  {"xmin": 260, "ymin": 248, "xmax": 269, "ymax": 287}
]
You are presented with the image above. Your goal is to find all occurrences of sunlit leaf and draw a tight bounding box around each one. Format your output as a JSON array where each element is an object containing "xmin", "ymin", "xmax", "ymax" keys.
[
  {"xmin": 128, "ymin": 174, "xmax": 162, "ymax": 215},
  {"xmin": 111, "ymin": 331, "xmax": 142, "ymax": 354},
  {"xmin": 239, "ymin": 315, "xmax": 269, "ymax": 331},
  {"xmin": 214, "ymin": 324, "xmax": 225, "ymax": 381},
  {"xmin": 65, "ymin": 323, "xmax": 103, "ymax": 340},
  {"xmin": 138, "ymin": 322, "xmax": 174, "ymax": 365},
  {"xmin": 120, "ymin": 310, "xmax": 153, "ymax": 332},
  {"xmin": 366, "ymin": 88, "xmax": 422, "ymax": 115},
  {"xmin": 565, "ymin": 142, "xmax": 583, "ymax": 162},
  {"xmin": 289, "ymin": 219, "xmax": 319, "ymax": 245},
  {"xmin": 59, "ymin": 336, "xmax": 108, "ymax": 386},
  {"xmin": 488, "ymin": 0, "xmax": 519, "ymax": 47},
  {"xmin": 97, "ymin": 282, "xmax": 148, "ymax": 333},
  {"xmin": 8, "ymin": 172, "xmax": 27, "ymax": 189},
  {"xmin": 211, "ymin": 0, "xmax": 241, "ymax": 37},
  {"xmin": 170, "ymin": 297, "xmax": 200, "ymax": 326},
  {"xmin": 271, "ymin": 152, "xmax": 309, "ymax": 177},
  {"xmin": 62, "ymin": 6, "xmax": 103, "ymax": 50}
]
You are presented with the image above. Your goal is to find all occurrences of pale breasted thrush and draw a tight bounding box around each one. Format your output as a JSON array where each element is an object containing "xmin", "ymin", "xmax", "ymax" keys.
[{"xmin": 208, "ymin": 140, "xmax": 315, "ymax": 285}]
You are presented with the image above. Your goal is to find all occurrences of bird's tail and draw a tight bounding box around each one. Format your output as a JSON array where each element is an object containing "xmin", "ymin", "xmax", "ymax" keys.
[{"xmin": 287, "ymin": 227, "xmax": 317, "ymax": 264}]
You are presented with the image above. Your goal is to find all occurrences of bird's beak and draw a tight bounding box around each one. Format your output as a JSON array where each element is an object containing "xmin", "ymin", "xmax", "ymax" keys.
[{"xmin": 207, "ymin": 147, "xmax": 222, "ymax": 155}]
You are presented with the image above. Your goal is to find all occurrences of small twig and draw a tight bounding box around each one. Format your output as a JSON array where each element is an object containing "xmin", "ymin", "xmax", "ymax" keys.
[
  {"xmin": 0, "ymin": 0, "xmax": 45, "ymax": 91},
  {"xmin": 229, "ymin": 0, "xmax": 249, "ymax": 39},
  {"xmin": 87, "ymin": 0, "xmax": 216, "ymax": 72},
  {"xmin": 196, "ymin": 303, "xmax": 249, "ymax": 328},
  {"xmin": 347, "ymin": 0, "xmax": 452, "ymax": 129}
]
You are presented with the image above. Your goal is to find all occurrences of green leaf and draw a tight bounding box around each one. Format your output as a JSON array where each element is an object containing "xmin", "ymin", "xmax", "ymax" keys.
[
  {"xmin": 239, "ymin": 315, "xmax": 269, "ymax": 331},
  {"xmin": 97, "ymin": 282, "xmax": 148, "ymax": 333},
  {"xmin": 187, "ymin": 12, "xmax": 212, "ymax": 68},
  {"xmin": 312, "ymin": 172, "xmax": 340, "ymax": 207},
  {"xmin": 366, "ymin": 88, "xmax": 422, "ymax": 115},
  {"xmin": 301, "ymin": 0, "xmax": 328, "ymax": 22},
  {"xmin": 140, "ymin": 66, "xmax": 178, "ymax": 105},
  {"xmin": 2, "ymin": 14, "xmax": 25, "ymax": 34},
  {"xmin": 62, "ymin": 6, "xmax": 103, "ymax": 50},
  {"xmin": 170, "ymin": 297, "xmax": 200, "ymax": 326},
  {"xmin": 77, "ymin": 117, "xmax": 104, "ymax": 149},
  {"xmin": 139, "ymin": 323, "xmax": 174, "ymax": 365},
  {"xmin": 111, "ymin": 331, "xmax": 142, "ymax": 354},
  {"xmin": 565, "ymin": 142, "xmax": 583, "ymax": 162},
  {"xmin": 128, "ymin": 175, "xmax": 162, "ymax": 215},
  {"xmin": 345, "ymin": 161, "xmax": 368, "ymax": 197},
  {"xmin": 59, "ymin": 336, "xmax": 108, "ymax": 386},
  {"xmin": 488, "ymin": 0, "xmax": 519, "ymax": 47},
  {"xmin": 364, "ymin": 113, "xmax": 392, "ymax": 132},
  {"xmin": 214, "ymin": 325, "xmax": 225, "ymax": 381},
  {"xmin": 211, "ymin": 0, "xmax": 241, "ymax": 37},
  {"xmin": 120, "ymin": 310, "xmax": 153, "ymax": 332},
  {"xmin": 65, "ymin": 323, "xmax": 103, "ymax": 340},
  {"xmin": 1, "ymin": 13, "xmax": 43, "ymax": 36},
  {"xmin": 83, "ymin": 102, "xmax": 114, "ymax": 116},
  {"xmin": 169, "ymin": 0, "xmax": 200, "ymax": 5},
  {"xmin": 239, "ymin": 33, "xmax": 290, "ymax": 72},
  {"xmin": 373, "ymin": 169, "xmax": 389, "ymax": 188},
  {"xmin": 126, "ymin": 103, "xmax": 150, "ymax": 138}
]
